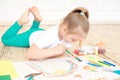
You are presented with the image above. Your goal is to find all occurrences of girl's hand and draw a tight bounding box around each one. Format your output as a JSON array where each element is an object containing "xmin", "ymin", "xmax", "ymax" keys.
[{"xmin": 54, "ymin": 44, "xmax": 66, "ymax": 54}]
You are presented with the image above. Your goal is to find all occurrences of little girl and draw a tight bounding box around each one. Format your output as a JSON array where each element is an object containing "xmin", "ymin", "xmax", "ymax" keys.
[{"xmin": 1, "ymin": 6, "xmax": 89, "ymax": 60}]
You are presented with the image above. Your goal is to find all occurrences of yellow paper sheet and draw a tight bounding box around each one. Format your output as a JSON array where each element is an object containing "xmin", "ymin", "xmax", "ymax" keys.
[{"xmin": 0, "ymin": 61, "xmax": 18, "ymax": 78}]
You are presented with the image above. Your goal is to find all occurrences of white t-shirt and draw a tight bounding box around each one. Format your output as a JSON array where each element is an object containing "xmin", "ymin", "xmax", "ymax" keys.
[{"xmin": 29, "ymin": 25, "xmax": 72, "ymax": 48}]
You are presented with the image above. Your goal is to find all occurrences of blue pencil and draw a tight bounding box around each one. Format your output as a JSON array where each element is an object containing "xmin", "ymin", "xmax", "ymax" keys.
[{"xmin": 103, "ymin": 60, "xmax": 116, "ymax": 67}]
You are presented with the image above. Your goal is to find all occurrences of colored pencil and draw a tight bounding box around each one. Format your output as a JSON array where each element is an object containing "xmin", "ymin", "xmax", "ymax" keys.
[
  {"xmin": 65, "ymin": 49, "xmax": 82, "ymax": 62},
  {"xmin": 103, "ymin": 60, "xmax": 116, "ymax": 67}
]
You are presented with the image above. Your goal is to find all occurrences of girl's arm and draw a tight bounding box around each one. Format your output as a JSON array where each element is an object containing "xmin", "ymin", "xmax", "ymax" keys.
[{"xmin": 27, "ymin": 44, "xmax": 65, "ymax": 60}]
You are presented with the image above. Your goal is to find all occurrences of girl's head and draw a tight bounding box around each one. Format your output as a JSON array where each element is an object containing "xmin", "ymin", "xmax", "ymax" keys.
[{"xmin": 59, "ymin": 7, "xmax": 89, "ymax": 43}]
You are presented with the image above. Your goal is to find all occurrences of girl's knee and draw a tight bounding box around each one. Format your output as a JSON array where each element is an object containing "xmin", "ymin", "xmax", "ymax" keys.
[
  {"xmin": 1, "ymin": 36, "xmax": 6, "ymax": 45},
  {"xmin": 1, "ymin": 36, "xmax": 12, "ymax": 46}
]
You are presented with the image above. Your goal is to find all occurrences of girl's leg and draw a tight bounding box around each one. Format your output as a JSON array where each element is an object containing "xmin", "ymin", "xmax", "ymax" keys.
[
  {"xmin": 2, "ymin": 21, "xmax": 22, "ymax": 40},
  {"xmin": 30, "ymin": 20, "xmax": 40, "ymax": 29},
  {"xmin": 2, "ymin": 29, "xmax": 39, "ymax": 47},
  {"xmin": 30, "ymin": 6, "xmax": 43, "ymax": 29},
  {"xmin": 30, "ymin": 20, "xmax": 44, "ymax": 30},
  {"xmin": 18, "ymin": 8, "xmax": 30, "ymax": 26},
  {"xmin": 1, "ymin": 9, "xmax": 30, "ymax": 47},
  {"xmin": 1, "ymin": 7, "xmax": 44, "ymax": 47},
  {"xmin": 1, "ymin": 21, "xmax": 30, "ymax": 47},
  {"xmin": 2, "ymin": 21, "xmax": 42, "ymax": 47},
  {"xmin": 2, "ymin": 8, "xmax": 30, "ymax": 39},
  {"xmin": 30, "ymin": 6, "xmax": 42, "ymax": 22}
]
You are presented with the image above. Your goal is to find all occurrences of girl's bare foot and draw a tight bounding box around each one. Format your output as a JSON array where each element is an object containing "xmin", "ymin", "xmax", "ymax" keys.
[
  {"xmin": 30, "ymin": 6, "xmax": 42, "ymax": 22},
  {"xmin": 18, "ymin": 9, "xmax": 30, "ymax": 26}
]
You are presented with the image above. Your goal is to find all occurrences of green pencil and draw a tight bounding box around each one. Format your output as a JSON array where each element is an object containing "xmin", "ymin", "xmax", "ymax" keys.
[{"xmin": 65, "ymin": 49, "xmax": 82, "ymax": 62}]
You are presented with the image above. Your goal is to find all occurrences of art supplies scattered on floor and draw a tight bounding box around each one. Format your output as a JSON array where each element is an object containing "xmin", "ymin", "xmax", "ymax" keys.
[
  {"xmin": 74, "ymin": 45, "xmax": 106, "ymax": 56},
  {"xmin": 0, "ymin": 50, "xmax": 119, "ymax": 80},
  {"xmin": 83, "ymin": 55, "xmax": 116, "ymax": 67},
  {"xmin": 25, "ymin": 55, "xmax": 120, "ymax": 80},
  {"xmin": 82, "ymin": 55, "xmax": 120, "ymax": 77},
  {"xmin": 74, "ymin": 46, "xmax": 98, "ymax": 56}
]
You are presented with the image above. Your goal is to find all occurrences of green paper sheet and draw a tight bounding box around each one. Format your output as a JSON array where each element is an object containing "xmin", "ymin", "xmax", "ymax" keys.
[{"xmin": 0, "ymin": 75, "xmax": 11, "ymax": 80}]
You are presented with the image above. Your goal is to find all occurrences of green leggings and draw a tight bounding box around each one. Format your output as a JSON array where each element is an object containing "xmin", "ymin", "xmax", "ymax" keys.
[{"xmin": 1, "ymin": 20, "xmax": 44, "ymax": 48}]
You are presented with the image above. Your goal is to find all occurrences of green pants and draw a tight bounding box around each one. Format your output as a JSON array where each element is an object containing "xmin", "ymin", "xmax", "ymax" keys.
[{"xmin": 1, "ymin": 20, "xmax": 44, "ymax": 48}]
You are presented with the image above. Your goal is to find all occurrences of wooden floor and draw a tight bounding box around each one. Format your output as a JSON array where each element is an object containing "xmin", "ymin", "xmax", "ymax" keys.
[{"xmin": 0, "ymin": 24, "xmax": 120, "ymax": 66}]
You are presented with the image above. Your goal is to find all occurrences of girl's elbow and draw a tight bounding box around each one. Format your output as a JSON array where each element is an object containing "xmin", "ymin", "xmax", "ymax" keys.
[
  {"xmin": 27, "ymin": 44, "xmax": 38, "ymax": 59},
  {"xmin": 27, "ymin": 49, "xmax": 33, "ymax": 59}
]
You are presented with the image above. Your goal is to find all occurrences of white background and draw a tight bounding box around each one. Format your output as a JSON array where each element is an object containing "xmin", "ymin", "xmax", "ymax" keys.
[{"xmin": 0, "ymin": 0, "xmax": 120, "ymax": 24}]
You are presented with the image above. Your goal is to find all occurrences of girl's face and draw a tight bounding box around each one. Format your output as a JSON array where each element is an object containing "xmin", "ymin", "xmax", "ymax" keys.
[
  {"xmin": 59, "ymin": 25, "xmax": 86, "ymax": 43},
  {"xmin": 62, "ymin": 33, "xmax": 84, "ymax": 43}
]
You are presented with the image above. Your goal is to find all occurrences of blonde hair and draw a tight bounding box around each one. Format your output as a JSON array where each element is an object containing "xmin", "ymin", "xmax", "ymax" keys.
[{"xmin": 61, "ymin": 7, "xmax": 89, "ymax": 36}]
